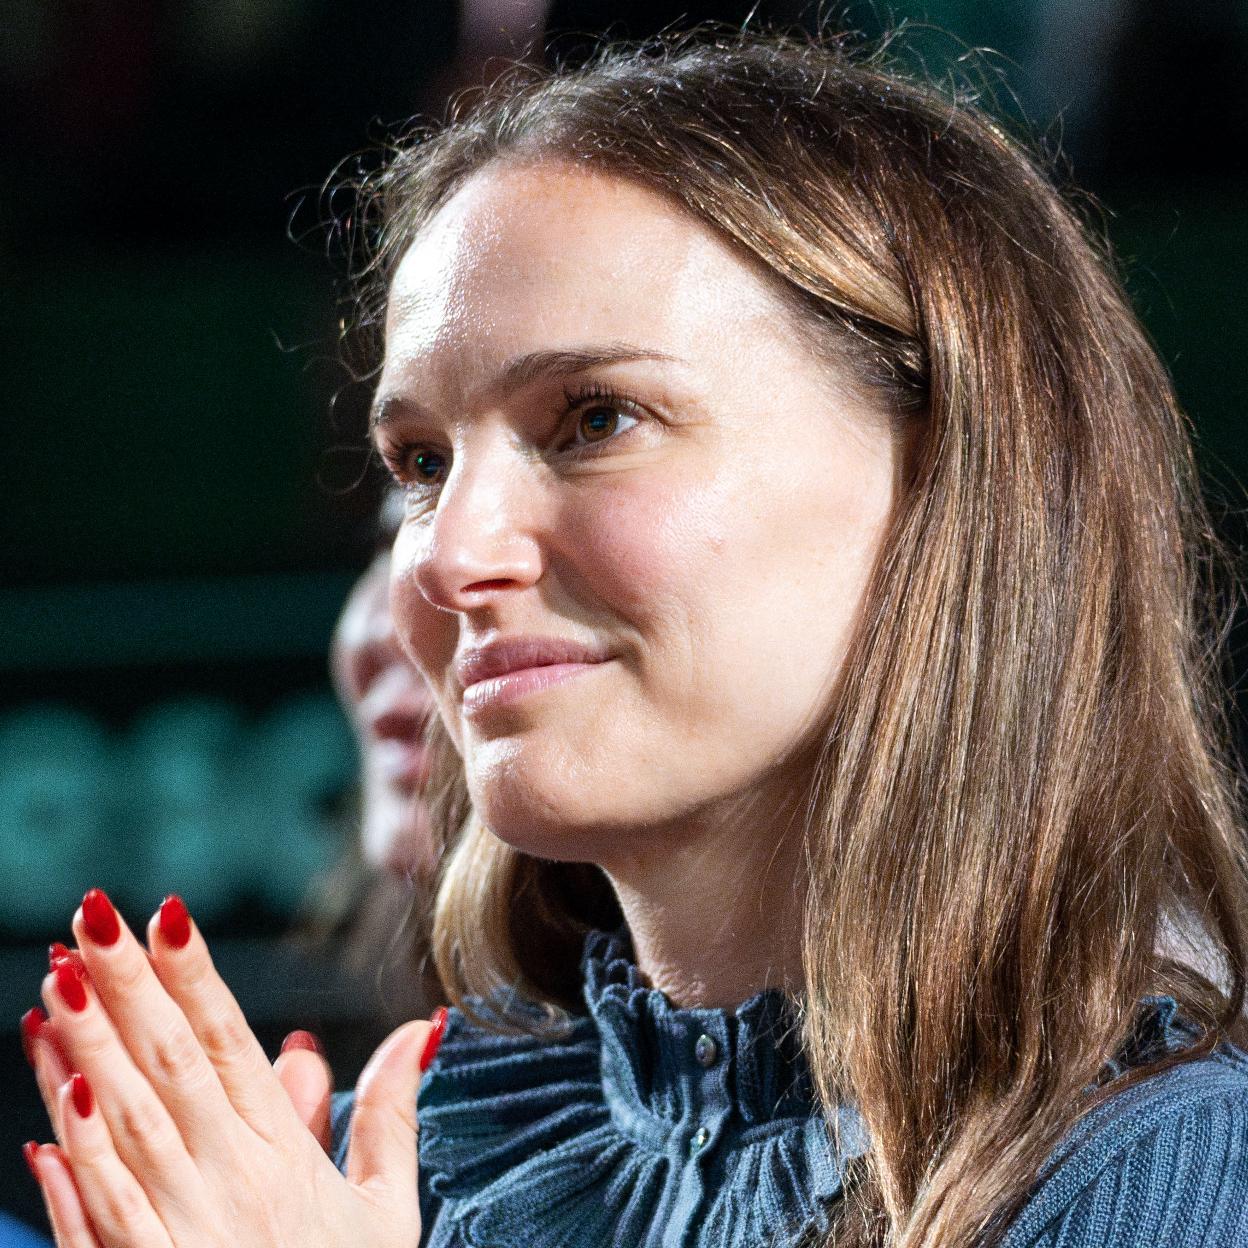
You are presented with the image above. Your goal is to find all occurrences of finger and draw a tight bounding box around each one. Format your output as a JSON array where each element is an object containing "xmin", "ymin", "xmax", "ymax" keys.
[
  {"xmin": 40, "ymin": 963, "xmax": 204, "ymax": 1219},
  {"xmin": 69, "ymin": 891, "xmax": 255, "ymax": 1157},
  {"xmin": 27, "ymin": 1142, "xmax": 105, "ymax": 1248},
  {"xmin": 54, "ymin": 1077, "xmax": 175, "ymax": 1248},
  {"xmin": 139, "ymin": 895, "xmax": 310, "ymax": 1143},
  {"xmin": 273, "ymin": 1036, "xmax": 333, "ymax": 1152},
  {"xmin": 346, "ymin": 1008, "xmax": 447, "ymax": 1202},
  {"xmin": 28, "ymin": 1011, "xmax": 73, "ymax": 1143}
]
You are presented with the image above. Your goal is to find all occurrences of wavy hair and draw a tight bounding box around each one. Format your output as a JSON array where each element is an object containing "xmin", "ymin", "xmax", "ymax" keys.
[{"xmin": 343, "ymin": 27, "xmax": 1248, "ymax": 1247}]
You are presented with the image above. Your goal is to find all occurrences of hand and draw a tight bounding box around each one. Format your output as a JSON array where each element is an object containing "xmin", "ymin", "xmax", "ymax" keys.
[
  {"xmin": 32, "ymin": 993, "xmax": 336, "ymax": 1155},
  {"xmin": 28, "ymin": 1001, "xmax": 334, "ymax": 1175},
  {"xmin": 23, "ymin": 891, "xmax": 447, "ymax": 1248}
]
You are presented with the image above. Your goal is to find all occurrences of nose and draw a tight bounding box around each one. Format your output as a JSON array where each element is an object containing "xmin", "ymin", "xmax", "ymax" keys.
[{"xmin": 410, "ymin": 448, "xmax": 543, "ymax": 614}]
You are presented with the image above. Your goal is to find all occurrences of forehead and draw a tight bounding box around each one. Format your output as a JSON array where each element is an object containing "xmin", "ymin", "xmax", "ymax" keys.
[{"xmin": 381, "ymin": 161, "xmax": 791, "ymax": 396}]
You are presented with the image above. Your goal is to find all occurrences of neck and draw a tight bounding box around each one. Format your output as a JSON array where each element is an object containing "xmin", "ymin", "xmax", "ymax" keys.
[{"xmin": 601, "ymin": 780, "xmax": 808, "ymax": 1009}]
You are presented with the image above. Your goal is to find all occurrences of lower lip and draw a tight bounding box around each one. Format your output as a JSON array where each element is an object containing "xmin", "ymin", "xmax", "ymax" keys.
[{"xmin": 462, "ymin": 662, "xmax": 607, "ymax": 716}]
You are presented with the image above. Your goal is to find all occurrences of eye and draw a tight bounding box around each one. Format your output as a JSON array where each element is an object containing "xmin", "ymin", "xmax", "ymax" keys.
[
  {"xmin": 378, "ymin": 442, "xmax": 449, "ymax": 494},
  {"xmin": 562, "ymin": 382, "xmax": 642, "ymax": 453}
]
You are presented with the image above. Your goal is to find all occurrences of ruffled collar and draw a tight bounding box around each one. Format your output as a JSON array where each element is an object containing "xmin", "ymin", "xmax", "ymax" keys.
[
  {"xmin": 417, "ymin": 928, "xmax": 868, "ymax": 1248},
  {"xmin": 583, "ymin": 927, "xmax": 824, "ymax": 1130}
]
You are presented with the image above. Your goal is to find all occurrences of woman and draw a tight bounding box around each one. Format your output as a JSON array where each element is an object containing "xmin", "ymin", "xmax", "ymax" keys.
[
  {"xmin": 22, "ymin": 27, "xmax": 1248, "ymax": 1248},
  {"xmin": 329, "ymin": 521, "xmax": 438, "ymax": 883}
]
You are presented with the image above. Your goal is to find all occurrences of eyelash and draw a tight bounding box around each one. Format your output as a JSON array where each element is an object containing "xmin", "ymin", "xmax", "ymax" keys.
[{"xmin": 379, "ymin": 381, "xmax": 644, "ymax": 494}]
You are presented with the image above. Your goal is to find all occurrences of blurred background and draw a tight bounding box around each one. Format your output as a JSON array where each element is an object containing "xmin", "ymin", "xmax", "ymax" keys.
[{"xmin": 2, "ymin": 0, "xmax": 1247, "ymax": 1236}]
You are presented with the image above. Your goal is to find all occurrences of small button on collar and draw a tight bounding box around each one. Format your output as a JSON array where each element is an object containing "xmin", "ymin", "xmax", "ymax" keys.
[
  {"xmin": 690, "ymin": 1126, "xmax": 710, "ymax": 1155},
  {"xmin": 694, "ymin": 1034, "xmax": 718, "ymax": 1067}
]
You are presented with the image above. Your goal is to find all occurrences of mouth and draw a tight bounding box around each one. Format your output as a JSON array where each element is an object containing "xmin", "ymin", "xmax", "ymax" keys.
[{"xmin": 461, "ymin": 659, "xmax": 610, "ymax": 716}]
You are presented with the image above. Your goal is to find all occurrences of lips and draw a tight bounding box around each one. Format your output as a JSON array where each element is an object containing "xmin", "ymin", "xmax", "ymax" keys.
[{"xmin": 455, "ymin": 636, "xmax": 613, "ymax": 690}]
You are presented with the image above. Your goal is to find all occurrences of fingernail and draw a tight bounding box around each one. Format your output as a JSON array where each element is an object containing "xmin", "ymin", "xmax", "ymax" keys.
[
  {"xmin": 20, "ymin": 1007, "xmax": 46, "ymax": 1067},
  {"xmin": 50, "ymin": 948, "xmax": 84, "ymax": 974},
  {"xmin": 281, "ymin": 1029, "xmax": 324, "ymax": 1056},
  {"xmin": 48, "ymin": 941, "xmax": 71, "ymax": 967},
  {"xmin": 419, "ymin": 1006, "xmax": 449, "ymax": 1072},
  {"xmin": 55, "ymin": 958, "xmax": 88, "ymax": 1012},
  {"xmin": 82, "ymin": 888, "xmax": 121, "ymax": 947},
  {"xmin": 70, "ymin": 1072, "xmax": 93, "ymax": 1118},
  {"xmin": 158, "ymin": 894, "xmax": 191, "ymax": 950},
  {"xmin": 22, "ymin": 1141, "xmax": 40, "ymax": 1180}
]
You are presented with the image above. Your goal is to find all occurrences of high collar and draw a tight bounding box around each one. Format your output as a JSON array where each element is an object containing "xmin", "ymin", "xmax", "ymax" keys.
[{"xmin": 414, "ymin": 928, "xmax": 867, "ymax": 1248}]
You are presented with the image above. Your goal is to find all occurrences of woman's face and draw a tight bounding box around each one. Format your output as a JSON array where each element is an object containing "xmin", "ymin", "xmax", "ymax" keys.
[
  {"xmin": 331, "ymin": 550, "xmax": 436, "ymax": 877},
  {"xmin": 376, "ymin": 162, "xmax": 903, "ymax": 867}
]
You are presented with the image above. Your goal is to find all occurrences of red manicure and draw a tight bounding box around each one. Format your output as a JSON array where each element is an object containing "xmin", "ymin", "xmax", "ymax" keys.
[
  {"xmin": 82, "ymin": 888, "xmax": 121, "ymax": 947},
  {"xmin": 419, "ymin": 1006, "xmax": 449, "ymax": 1072},
  {"xmin": 22, "ymin": 1141, "xmax": 40, "ymax": 1180},
  {"xmin": 48, "ymin": 942, "xmax": 71, "ymax": 967},
  {"xmin": 20, "ymin": 1007, "xmax": 46, "ymax": 1067},
  {"xmin": 281, "ymin": 1030, "xmax": 324, "ymax": 1056},
  {"xmin": 54, "ymin": 958, "xmax": 88, "ymax": 1012},
  {"xmin": 158, "ymin": 894, "xmax": 191, "ymax": 950},
  {"xmin": 50, "ymin": 948, "xmax": 84, "ymax": 975},
  {"xmin": 70, "ymin": 1072, "xmax": 93, "ymax": 1118}
]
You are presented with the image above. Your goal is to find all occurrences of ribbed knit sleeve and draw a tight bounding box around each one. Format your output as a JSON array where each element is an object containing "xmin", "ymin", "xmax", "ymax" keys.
[{"xmin": 1004, "ymin": 1053, "xmax": 1248, "ymax": 1248}]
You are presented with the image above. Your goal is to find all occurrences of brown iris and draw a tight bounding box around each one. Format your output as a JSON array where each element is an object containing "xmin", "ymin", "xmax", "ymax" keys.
[{"xmin": 579, "ymin": 406, "xmax": 619, "ymax": 443}]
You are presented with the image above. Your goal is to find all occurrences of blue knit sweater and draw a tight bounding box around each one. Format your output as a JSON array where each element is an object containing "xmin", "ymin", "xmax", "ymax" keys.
[{"xmin": 330, "ymin": 931, "xmax": 1248, "ymax": 1246}]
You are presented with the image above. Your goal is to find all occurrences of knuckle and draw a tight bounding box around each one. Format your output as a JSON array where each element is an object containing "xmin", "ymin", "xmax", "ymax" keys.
[
  {"xmin": 176, "ymin": 954, "xmax": 217, "ymax": 996},
  {"xmin": 72, "ymin": 1027, "xmax": 115, "ymax": 1068},
  {"xmin": 97, "ymin": 1178, "xmax": 149, "ymax": 1231},
  {"xmin": 108, "ymin": 953, "xmax": 149, "ymax": 996},
  {"xmin": 148, "ymin": 1022, "xmax": 206, "ymax": 1085},
  {"xmin": 113, "ymin": 1094, "xmax": 172, "ymax": 1152},
  {"xmin": 199, "ymin": 1008, "xmax": 255, "ymax": 1066}
]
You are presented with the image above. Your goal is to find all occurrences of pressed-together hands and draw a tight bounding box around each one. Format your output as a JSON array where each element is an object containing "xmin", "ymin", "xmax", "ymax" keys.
[{"xmin": 21, "ymin": 890, "xmax": 448, "ymax": 1248}]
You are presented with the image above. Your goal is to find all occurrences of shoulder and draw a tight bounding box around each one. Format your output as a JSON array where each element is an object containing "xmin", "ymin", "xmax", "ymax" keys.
[{"xmin": 1003, "ymin": 1040, "xmax": 1248, "ymax": 1248}]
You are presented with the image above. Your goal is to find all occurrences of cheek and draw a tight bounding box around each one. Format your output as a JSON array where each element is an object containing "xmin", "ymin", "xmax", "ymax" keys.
[
  {"xmin": 562, "ymin": 441, "xmax": 893, "ymax": 737},
  {"xmin": 553, "ymin": 475, "xmax": 727, "ymax": 631}
]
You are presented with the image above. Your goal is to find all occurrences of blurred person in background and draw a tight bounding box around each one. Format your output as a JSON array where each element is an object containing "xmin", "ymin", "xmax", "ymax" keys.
[
  {"xmin": 329, "ymin": 490, "xmax": 439, "ymax": 885},
  {"xmin": 275, "ymin": 490, "xmax": 445, "ymax": 1149},
  {"xmin": 298, "ymin": 489, "xmax": 446, "ymax": 992}
]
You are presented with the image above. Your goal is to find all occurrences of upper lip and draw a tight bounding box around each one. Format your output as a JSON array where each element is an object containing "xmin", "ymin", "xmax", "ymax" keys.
[{"xmin": 455, "ymin": 636, "xmax": 612, "ymax": 689}]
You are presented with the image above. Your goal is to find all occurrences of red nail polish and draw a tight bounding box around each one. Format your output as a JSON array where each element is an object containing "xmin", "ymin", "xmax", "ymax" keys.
[
  {"xmin": 20, "ymin": 1007, "xmax": 46, "ymax": 1067},
  {"xmin": 158, "ymin": 894, "xmax": 191, "ymax": 950},
  {"xmin": 48, "ymin": 942, "xmax": 71, "ymax": 967},
  {"xmin": 70, "ymin": 1072, "xmax": 93, "ymax": 1118},
  {"xmin": 55, "ymin": 958, "xmax": 88, "ymax": 1012},
  {"xmin": 419, "ymin": 1006, "xmax": 449, "ymax": 1072},
  {"xmin": 22, "ymin": 1141, "xmax": 40, "ymax": 1180},
  {"xmin": 281, "ymin": 1029, "xmax": 324, "ymax": 1056},
  {"xmin": 50, "ymin": 948, "xmax": 84, "ymax": 973},
  {"xmin": 82, "ymin": 888, "xmax": 121, "ymax": 947}
]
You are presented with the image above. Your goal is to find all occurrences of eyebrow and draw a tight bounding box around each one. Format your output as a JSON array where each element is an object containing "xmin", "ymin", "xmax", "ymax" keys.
[{"xmin": 369, "ymin": 344, "xmax": 684, "ymax": 431}]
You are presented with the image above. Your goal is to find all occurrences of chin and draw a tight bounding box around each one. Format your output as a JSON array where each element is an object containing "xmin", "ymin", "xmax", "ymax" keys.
[{"xmin": 472, "ymin": 785, "xmax": 628, "ymax": 863}]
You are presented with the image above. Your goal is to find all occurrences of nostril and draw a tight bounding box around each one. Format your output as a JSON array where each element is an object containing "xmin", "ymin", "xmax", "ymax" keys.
[{"xmin": 463, "ymin": 579, "xmax": 518, "ymax": 593}]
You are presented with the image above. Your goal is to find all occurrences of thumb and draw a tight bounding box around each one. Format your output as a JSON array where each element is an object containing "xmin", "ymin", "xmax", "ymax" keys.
[
  {"xmin": 346, "ymin": 1007, "xmax": 448, "ymax": 1194},
  {"xmin": 273, "ymin": 1033, "xmax": 333, "ymax": 1153}
]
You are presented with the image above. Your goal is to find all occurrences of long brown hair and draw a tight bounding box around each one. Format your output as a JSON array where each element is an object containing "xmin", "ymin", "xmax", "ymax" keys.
[{"xmin": 344, "ymin": 26, "xmax": 1248, "ymax": 1246}]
